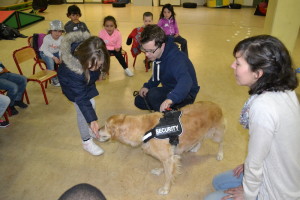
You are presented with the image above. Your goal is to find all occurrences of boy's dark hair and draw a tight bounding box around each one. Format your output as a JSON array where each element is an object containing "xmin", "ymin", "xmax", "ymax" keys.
[
  {"xmin": 143, "ymin": 12, "xmax": 153, "ymax": 19},
  {"xmin": 233, "ymin": 35, "xmax": 298, "ymax": 95},
  {"xmin": 140, "ymin": 24, "xmax": 166, "ymax": 47},
  {"xmin": 58, "ymin": 183, "xmax": 106, "ymax": 200},
  {"xmin": 67, "ymin": 5, "xmax": 82, "ymax": 17},
  {"xmin": 103, "ymin": 15, "xmax": 117, "ymax": 28},
  {"xmin": 159, "ymin": 4, "xmax": 176, "ymax": 20}
]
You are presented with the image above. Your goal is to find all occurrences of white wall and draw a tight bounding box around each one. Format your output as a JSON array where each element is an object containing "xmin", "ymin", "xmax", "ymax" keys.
[{"xmin": 0, "ymin": 0, "xmax": 24, "ymax": 7}]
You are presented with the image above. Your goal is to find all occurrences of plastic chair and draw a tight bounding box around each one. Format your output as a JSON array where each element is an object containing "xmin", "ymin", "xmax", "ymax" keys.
[
  {"xmin": 13, "ymin": 46, "xmax": 57, "ymax": 105},
  {"xmin": 133, "ymin": 52, "xmax": 149, "ymax": 72},
  {"xmin": 108, "ymin": 49, "xmax": 128, "ymax": 75}
]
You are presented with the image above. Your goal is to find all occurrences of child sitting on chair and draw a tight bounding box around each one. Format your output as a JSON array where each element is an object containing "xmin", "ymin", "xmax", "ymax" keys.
[
  {"xmin": 99, "ymin": 15, "xmax": 134, "ymax": 77},
  {"xmin": 64, "ymin": 4, "xmax": 90, "ymax": 33},
  {"xmin": 158, "ymin": 4, "xmax": 188, "ymax": 57},
  {"xmin": 127, "ymin": 12, "xmax": 153, "ymax": 60},
  {"xmin": 39, "ymin": 20, "xmax": 64, "ymax": 86}
]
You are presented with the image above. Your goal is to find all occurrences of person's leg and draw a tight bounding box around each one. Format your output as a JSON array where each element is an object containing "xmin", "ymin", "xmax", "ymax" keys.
[
  {"xmin": 212, "ymin": 170, "xmax": 243, "ymax": 190},
  {"xmin": 110, "ymin": 50, "xmax": 134, "ymax": 76},
  {"xmin": 0, "ymin": 94, "xmax": 10, "ymax": 117},
  {"xmin": 146, "ymin": 87, "xmax": 171, "ymax": 112},
  {"xmin": 134, "ymin": 95, "xmax": 152, "ymax": 111},
  {"xmin": 204, "ymin": 170, "xmax": 243, "ymax": 200},
  {"xmin": 174, "ymin": 35, "xmax": 188, "ymax": 56},
  {"xmin": 0, "ymin": 77, "xmax": 18, "ymax": 106},
  {"xmin": 74, "ymin": 99, "xmax": 103, "ymax": 156},
  {"xmin": 110, "ymin": 50, "xmax": 128, "ymax": 69},
  {"xmin": 40, "ymin": 51, "xmax": 59, "ymax": 84},
  {"xmin": 172, "ymin": 94, "xmax": 195, "ymax": 110}
]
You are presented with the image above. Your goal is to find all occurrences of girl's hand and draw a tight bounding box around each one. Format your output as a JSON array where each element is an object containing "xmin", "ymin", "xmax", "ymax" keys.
[
  {"xmin": 114, "ymin": 47, "xmax": 121, "ymax": 52},
  {"xmin": 222, "ymin": 185, "xmax": 244, "ymax": 200},
  {"xmin": 233, "ymin": 164, "xmax": 244, "ymax": 178},
  {"xmin": 90, "ymin": 121, "xmax": 100, "ymax": 139},
  {"xmin": 174, "ymin": 34, "xmax": 179, "ymax": 37}
]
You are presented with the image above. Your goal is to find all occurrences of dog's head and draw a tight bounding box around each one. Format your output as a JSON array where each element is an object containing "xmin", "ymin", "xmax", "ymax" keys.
[{"xmin": 98, "ymin": 114, "xmax": 126, "ymax": 142}]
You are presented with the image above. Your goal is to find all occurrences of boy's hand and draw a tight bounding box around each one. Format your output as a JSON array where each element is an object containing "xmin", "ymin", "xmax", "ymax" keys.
[{"xmin": 53, "ymin": 56, "xmax": 60, "ymax": 64}]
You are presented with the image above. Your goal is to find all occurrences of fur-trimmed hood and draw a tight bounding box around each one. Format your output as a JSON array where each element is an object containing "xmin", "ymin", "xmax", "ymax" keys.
[{"xmin": 60, "ymin": 31, "xmax": 90, "ymax": 74}]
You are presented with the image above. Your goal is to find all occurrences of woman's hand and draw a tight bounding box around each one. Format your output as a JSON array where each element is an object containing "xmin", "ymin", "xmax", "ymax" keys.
[
  {"xmin": 222, "ymin": 185, "xmax": 244, "ymax": 200},
  {"xmin": 90, "ymin": 121, "xmax": 100, "ymax": 139},
  {"xmin": 233, "ymin": 164, "xmax": 244, "ymax": 178},
  {"xmin": 160, "ymin": 99, "xmax": 173, "ymax": 112}
]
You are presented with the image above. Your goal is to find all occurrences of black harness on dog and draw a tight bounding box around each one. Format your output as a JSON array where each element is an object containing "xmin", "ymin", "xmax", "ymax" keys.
[{"xmin": 143, "ymin": 110, "xmax": 183, "ymax": 146}]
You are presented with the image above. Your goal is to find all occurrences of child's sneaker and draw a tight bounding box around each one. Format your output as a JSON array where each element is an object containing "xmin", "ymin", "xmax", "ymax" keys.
[
  {"xmin": 0, "ymin": 120, "xmax": 9, "ymax": 128},
  {"xmin": 124, "ymin": 68, "xmax": 134, "ymax": 77},
  {"xmin": 82, "ymin": 138, "xmax": 104, "ymax": 156}
]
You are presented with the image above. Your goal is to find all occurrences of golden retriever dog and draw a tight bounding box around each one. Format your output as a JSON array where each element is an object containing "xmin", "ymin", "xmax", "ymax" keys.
[{"xmin": 99, "ymin": 101, "xmax": 225, "ymax": 195}]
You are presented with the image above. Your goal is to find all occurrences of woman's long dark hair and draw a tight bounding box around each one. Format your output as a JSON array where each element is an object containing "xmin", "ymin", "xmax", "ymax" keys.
[
  {"xmin": 233, "ymin": 35, "xmax": 298, "ymax": 95},
  {"xmin": 74, "ymin": 36, "xmax": 110, "ymax": 82}
]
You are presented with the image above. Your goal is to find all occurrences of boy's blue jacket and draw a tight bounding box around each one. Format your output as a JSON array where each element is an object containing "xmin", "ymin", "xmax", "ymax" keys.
[
  {"xmin": 143, "ymin": 37, "xmax": 200, "ymax": 104},
  {"xmin": 58, "ymin": 31, "xmax": 99, "ymax": 123}
]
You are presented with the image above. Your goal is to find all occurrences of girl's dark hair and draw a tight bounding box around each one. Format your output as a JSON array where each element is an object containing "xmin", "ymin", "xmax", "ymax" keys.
[
  {"xmin": 67, "ymin": 5, "xmax": 81, "ymax": 17},
  {"xmin": 74, "ymin": 36, "xmax": 110, "ymax": 82},
  {"xmin": 140, "ymin": 24, "xmax": 166, "ymax": 48},
  {"xmin": 103, "ymin": 16, "xmax": 117, "ymax": 28},
  {"xmin": 233, "ymin": 35, "xmax": 298, "ymax": 95},
  {"xmin": 159, "ymin": 4, "xmax": 176, "ymax": 20}
]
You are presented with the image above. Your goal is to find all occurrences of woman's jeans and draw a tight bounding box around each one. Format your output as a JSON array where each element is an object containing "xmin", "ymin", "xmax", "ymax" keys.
[{"xmin": 204, "ymin": 170, "xmax": 243, "ymax": 200}]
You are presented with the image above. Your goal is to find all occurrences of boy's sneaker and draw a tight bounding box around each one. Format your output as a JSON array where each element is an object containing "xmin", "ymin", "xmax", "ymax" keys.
[
  {"xmin": 82, "ymin": 138, "xmax": 104, "ymax": 156},
  {"xmin": 0, "ymin": 120, "xmax": 9, "ymax": 128},
  {"xmin": 9, "ymin": 106, "xmax": 18, "ymax": 115},
  {"xmin": 124, "ymin": 68, "xmax": 134, "ymax": 77},
  {"xmin": 52, "ymin": 82, "xmax": 61, "ymax": 87},
  {"xmin": 14, "ymin": 101, "xmax": 28, "ymax": 108}
]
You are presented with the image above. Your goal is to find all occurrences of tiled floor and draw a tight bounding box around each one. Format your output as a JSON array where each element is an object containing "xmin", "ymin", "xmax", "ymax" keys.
[{"xmin": 0, "ymin": 3, "xmax": 299, "ymax": 200}]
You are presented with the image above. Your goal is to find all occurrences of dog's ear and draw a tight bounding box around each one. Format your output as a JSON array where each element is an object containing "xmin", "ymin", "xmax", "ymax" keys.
[{"xmin": 106, "ymin": 114, "xmax": 126, "ymax": 138}]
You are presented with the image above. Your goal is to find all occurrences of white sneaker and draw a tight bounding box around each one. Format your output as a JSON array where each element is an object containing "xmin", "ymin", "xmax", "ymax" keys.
[
  {"xmin": 82, "ymin": 138, "xmax": 104, "ymax": 156},
  {"xmin": 124, "ymin": 68, "xmax": 134, "ymax": 77},
  {"xmin": 52, "ymin": 82, "xmax": 60, "ymax": 87}
]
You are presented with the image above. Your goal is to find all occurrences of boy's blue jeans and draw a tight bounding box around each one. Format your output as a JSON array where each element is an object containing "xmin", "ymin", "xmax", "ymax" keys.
[
  {"xmin": 0, "ymin": 72, "xmax": 27, "ymax": 106},
  {"xmin": 204, "ymin": 170, "xmax": 243, "ymax": 200},
  {"xmin": 40, "ymin": 51, "xmax": 59, "ymax": 83}
]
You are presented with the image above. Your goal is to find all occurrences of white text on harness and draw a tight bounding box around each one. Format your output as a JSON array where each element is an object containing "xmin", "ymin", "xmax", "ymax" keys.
[{"xmin": 156, "ymin": 125, "xmax": 179, "ymax": 136}]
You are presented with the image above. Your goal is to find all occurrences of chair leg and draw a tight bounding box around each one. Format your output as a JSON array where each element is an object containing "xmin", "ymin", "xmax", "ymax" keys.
[
  {"xmin": 3, "ymin": 112, "xmax": 9, "ymax": 123},
  {"xmin": 133, "ymin": 56, "xmax": 137, "ymax": 68},
  {"xmin": 23, "ymin": 90, "xmax": 30, "ymax": 104},
  {"xmin": 39, "ymin": 82, "xmax": 49, "ymax": 105}
]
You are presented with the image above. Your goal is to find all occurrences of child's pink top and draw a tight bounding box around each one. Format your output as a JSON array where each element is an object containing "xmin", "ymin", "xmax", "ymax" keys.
[{"xmin": 98, "ymin": 29, "xmax": 122, "ymax": 51}]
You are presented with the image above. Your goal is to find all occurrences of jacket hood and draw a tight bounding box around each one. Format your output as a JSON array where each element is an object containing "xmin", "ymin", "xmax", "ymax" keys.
[
  {"xmin": 158, "ymin": 37, "xmax": 177, "ymax": 61},
  {"xmin": 60, "ymin": 31, "xmax": 90, "ymax": 74}
]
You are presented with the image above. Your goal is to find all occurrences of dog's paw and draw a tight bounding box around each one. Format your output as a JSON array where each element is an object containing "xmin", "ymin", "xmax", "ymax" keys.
[
  {"xmin": 151, "ymin": 168, "xmax": 164, "ymax": 176},
  {"xmin": 216, "ymin": 152, "xmax": 224, "ymax": 161},
  {"xmin": 158, "ymin": 187, "xmax": 169, "ymax": 195}
]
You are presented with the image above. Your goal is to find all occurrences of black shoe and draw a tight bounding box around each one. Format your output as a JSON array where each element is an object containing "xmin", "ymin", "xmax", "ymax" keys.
[
  {"xmin": 0, "ymin": 120, "xmax": 9, "ymax": 128},
  {"xmin": 18, "ymin": 34, "xmax": 28, "ymax": 38},
  {"xmin": 14, "ymin": 101, "xmax": 28, "ymax": 108},
  {"xmin": 9, "ymin": 106, "xmax": 19, "ymax": 115}
]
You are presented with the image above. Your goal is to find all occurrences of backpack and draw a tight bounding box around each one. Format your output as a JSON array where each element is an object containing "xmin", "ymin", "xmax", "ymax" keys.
[
  {"xmin": 32, "ymin": 33, "xmax": 46, "ymax": 58},
  {"xmin": 0, "ymin": 23, "xmax": 27, "ymax": 40}
]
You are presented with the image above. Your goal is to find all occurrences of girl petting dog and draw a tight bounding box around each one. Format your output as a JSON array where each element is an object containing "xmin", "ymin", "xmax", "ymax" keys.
[
  {"xmin": 58, "ymin": 31, "xmax": 110, "ymax": 156},
  {"xmin": 205, "ymin": 35, "xmax": 300, "ymax": 200}
]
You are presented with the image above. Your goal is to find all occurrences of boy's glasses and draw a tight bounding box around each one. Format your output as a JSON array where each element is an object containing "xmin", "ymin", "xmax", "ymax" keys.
[{"xmin": 141, "ymin": 46, "xmax": 160, "ymax": 54}]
